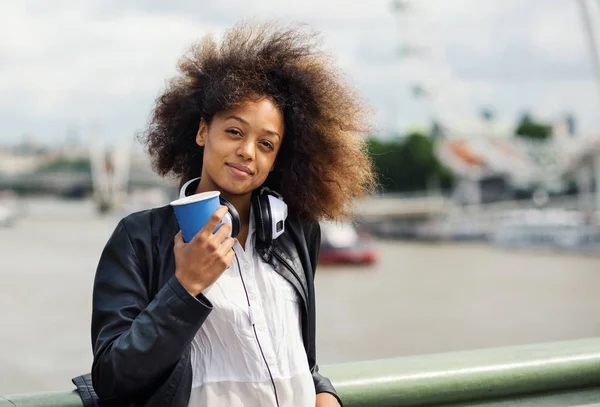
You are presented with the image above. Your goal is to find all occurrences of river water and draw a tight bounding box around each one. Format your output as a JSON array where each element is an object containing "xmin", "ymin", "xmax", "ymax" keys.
[{"xmin": 1, "ymin": 199, "xmax": 599, "ymax": 394}]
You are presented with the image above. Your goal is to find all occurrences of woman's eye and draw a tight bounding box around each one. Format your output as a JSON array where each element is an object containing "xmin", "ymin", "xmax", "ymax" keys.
[
  {"xmin": 226, "ymin": 129, "xmax": 242, "ymax": 137},
  {"xmin": 261, "ymin": 141, "xmax": 275, "ymax": 150}
]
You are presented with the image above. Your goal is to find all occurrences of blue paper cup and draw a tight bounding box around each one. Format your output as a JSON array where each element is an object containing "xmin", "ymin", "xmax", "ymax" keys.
[{"xmin": 170, "ymin": 191, "xmax": 221, "ymax": 243}]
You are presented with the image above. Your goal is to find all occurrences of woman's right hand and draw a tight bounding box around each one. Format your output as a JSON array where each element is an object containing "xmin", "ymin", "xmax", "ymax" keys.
[{"xmin": 174, "ymin": 206, "xmax": 236, "ymax": 296}]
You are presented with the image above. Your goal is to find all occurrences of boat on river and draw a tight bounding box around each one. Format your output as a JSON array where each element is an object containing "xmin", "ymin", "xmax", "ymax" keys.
[{"xmin": 319, "ymin": 220, "xmax": 378, "ymax": 265}]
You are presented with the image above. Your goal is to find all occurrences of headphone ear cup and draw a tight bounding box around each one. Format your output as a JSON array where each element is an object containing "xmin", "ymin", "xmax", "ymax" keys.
[
  {"xmin": 219, "ymin": 197, "xmax": 240, "ymax": 238},
  {"xmin": 252, "ymin": 190, "xmax": 272, "ymax": 243}
]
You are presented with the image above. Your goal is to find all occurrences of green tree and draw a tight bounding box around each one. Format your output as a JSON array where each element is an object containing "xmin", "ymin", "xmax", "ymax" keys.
[
  {"xmin": 36, "ymin": 157, "xmax": 91, "ymax": 173},
  {"xmin": 515, "ymin": 113, "xmax": 552, "ymax": 140},
  {"xmin": 367, "ymin": 132, "xmax": 453, "ymax": 193}
]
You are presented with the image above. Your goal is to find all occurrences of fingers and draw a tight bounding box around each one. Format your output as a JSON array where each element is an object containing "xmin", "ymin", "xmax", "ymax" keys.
[
  {"xmin": 207, "ymin": 206, "xmax": 228, "ymax": 234},
  {"xmin": 223, "ymin": 244, "xmax": 236, "ymax": 265},
  {"xmin": 213, "ymin": 218, "xmax": 233, "ymax": 242},
  {"xmin": 194, "ymin": 206, "xmax": 228, "ymax": 241},
  {"xmin": 174, "ymin": 231, "xmax": 183, "ymax": 246},
  {"xmin": 218, "ymin": 236, "xmax": 236, "ymax": 256}
]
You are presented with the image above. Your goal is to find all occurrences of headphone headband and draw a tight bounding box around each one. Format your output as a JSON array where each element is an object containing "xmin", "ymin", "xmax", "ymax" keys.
[
  {"xmin": 258, "ymin": 186, "xmax": 284, "ymax": 201},
  {"xmin": 179, "ymin": 177, "xmax": 201, "ymax": 199}
]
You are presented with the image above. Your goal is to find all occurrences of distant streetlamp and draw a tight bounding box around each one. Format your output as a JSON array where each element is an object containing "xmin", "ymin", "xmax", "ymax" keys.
[
  {"xmin": 479, "ymin": 108, "xmax": 495, "ymax": 123},
  {"xmin": 576, "ymin": 0, "xmax": 600, "ymax": 211},
  {"xmin": 576, "ymin": 0, "xmax": 600, "ymax": 108},
  {"xmin": 391, "ymin": 0, "xmax": 410, "ymax": 12},
  {"xmin": 411, "ymin": 83, "xmax": 428, "ymax": 99},
  {"xmin": 396, "ymin": 44, "xmax": 423, "ymax": 59}
]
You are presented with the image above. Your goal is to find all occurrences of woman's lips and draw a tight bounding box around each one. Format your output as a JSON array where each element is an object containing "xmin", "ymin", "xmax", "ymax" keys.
[{"xmin": 226, "ymin": 163, "xmax": 253, "ymax": 177}]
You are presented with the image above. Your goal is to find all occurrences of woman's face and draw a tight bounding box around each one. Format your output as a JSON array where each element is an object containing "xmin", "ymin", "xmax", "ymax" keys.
[{"xmin": 196, "ymin": 97, "xmax": 284, "ymax": 198}]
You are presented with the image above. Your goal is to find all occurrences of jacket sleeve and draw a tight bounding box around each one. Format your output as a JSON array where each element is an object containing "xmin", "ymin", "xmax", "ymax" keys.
[
  {"xmin": 306, "ymin": 222, "xmax": 344, "ymax": 406},
  {"xmin": 91, "ymin": 218, "xmax": 212, "ymax": 405}
]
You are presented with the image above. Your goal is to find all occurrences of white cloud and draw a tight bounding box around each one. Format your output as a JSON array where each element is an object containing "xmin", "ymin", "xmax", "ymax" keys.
[
  {"xmin": 531, "ymin": 3, "xmax": 584, "ymax": 61},
  {"xmin": 1, "ymin": 0, "xmax": 600, "ymax": 144}
]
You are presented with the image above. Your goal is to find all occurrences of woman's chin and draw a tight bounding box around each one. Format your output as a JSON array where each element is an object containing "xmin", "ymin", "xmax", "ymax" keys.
[{"xmin": 218, "ymin": 181, "xmax": 254, "ymax": 197}]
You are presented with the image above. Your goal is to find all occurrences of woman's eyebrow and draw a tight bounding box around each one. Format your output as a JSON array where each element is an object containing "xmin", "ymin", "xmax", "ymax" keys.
[
  {"xmin": 225, "ymin": 115, "xmax": 249, "ymax": 126},
  {"xmin": 226, "ymin": 115, "xmax": 281, "ymax": 139}
]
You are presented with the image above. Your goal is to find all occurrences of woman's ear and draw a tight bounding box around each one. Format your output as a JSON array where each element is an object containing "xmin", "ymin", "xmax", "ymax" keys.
[{"xmin": 196, "ymin": 119, "xmax": 207, "ymax": 147}]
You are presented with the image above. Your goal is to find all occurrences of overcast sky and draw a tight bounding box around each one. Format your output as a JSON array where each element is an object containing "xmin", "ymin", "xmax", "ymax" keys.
[{"xmin": 2, "ymin": 0, "xmax": 600, "ymax": 145}]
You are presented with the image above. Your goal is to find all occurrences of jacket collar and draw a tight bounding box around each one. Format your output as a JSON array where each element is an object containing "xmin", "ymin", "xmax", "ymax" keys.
[{"xmin": 256, "ymin": 222, "xmax": 309, "ymax": 313}]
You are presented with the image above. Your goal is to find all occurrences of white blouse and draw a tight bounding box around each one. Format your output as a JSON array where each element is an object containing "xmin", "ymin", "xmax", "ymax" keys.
[{"xmin": 188, "ymin": 212, "xmax": 315, "ymax": 407}]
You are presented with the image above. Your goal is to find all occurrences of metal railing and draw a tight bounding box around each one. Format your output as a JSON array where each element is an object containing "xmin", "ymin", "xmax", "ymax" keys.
[{"xmin": 3, "ymin": 338, "xmax": 600, "ymax": 406}]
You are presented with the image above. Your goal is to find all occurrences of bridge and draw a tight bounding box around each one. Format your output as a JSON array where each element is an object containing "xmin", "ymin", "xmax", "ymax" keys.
[
  {"xmin": 2, "ymin": 338, "xmax": 600, "ymax": 406},
  {"xmin": 0, "ymin": 155, "xmax": 173, "ymax": 198},
  {"xmin": 353, "ymin": 194, "xmax": 451, "ymax": 220}
]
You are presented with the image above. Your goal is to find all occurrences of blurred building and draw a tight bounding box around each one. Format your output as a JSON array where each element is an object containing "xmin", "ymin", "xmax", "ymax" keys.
[{"xmin": 435, "ymin": 122, "xmax": 600, "ymax": 206}]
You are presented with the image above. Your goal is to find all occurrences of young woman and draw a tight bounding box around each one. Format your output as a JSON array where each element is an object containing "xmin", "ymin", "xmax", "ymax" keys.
[{"xmin": 88, "ymin": 22, "xmax": 375, "ymax": 407}]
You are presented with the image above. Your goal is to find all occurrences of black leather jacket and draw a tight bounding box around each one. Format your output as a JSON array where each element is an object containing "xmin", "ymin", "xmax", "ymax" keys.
[{"xmin": 87, "ymin": 204, "xmax": 340, "ymax": 406}]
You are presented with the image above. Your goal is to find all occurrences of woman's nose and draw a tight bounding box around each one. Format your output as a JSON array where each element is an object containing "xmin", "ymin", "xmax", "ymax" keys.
[{"xmin": 237, "ymin": 139, "xmax": 255, "ymax": 160}]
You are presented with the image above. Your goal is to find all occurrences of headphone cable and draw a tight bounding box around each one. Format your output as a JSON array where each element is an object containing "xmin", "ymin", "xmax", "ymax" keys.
[{"xmin": 235, "ymin": 254, "xmax": 280, "ymax": 407}]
